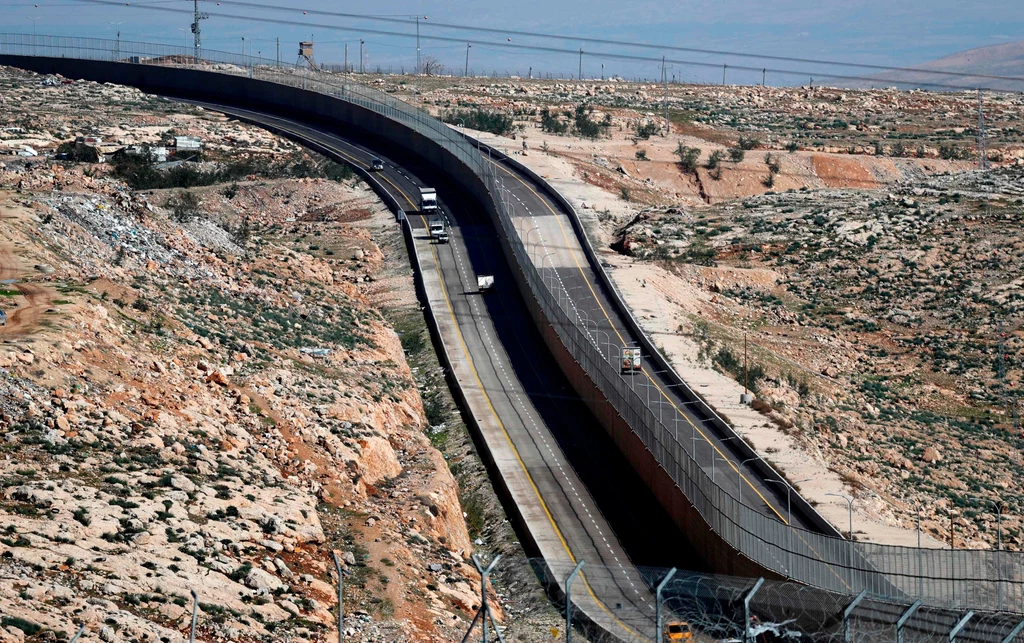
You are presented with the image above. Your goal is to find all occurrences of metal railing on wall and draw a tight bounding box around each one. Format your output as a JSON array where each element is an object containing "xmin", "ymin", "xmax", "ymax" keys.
[{"xmin": 2, "ymin": 32, "xmax": 1022, "ymax": 617}]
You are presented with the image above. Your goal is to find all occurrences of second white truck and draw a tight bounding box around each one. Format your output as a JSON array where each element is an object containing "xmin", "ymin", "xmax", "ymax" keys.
[{"xmin": 428, "ymin": 217, "xmax": 449, "ymax": 244}]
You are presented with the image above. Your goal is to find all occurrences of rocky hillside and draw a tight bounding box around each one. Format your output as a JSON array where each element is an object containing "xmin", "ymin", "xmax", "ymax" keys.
[
  {"xmin": 0, "ymin": 67, "xmax": 512, "ymax": 643},
  {"xmin": 607, "ymin": 168, "xmax": 1024, "ymax": 549}
]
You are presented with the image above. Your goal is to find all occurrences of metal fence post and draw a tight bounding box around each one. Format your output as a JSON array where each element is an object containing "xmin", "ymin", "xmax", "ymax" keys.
[
  {"xmin": 70, "ymin": 624, "xmax": 86, "ymax": 643},
  {"xmin": 949, "ymin": 612, "xmax": 974, "ymax": 643},
  {"xmin": 565, "ymin": 561, "xmax": 585, "ymax": 643},
  {"xmin": 743, "ymin": 578, "xmax": 764, "ymax": 643},
  {"xmin": 332, "ymin": 551, "xmax": 346, "ymax": 643},
  {"xmin": 462, "ymin": 555, "xmax": 505, "ymax": 643},
  {"xmin": 189, "ymin": 589, "xmax": 199, "ymax": 643},
  {"xmin": 656, "ymin": 568, "xmax": 677, "ymax": 643},
  {"xmin": 896, "ymin": 600, "xmax": 921, "ymax": 643},
  {"xmin": 843, "ymin": 589, "xmax": 867, "ymax": 643},
  {"xmin": 1001, "ymin": 619, "xmax": 1024, "ymax": 643}
]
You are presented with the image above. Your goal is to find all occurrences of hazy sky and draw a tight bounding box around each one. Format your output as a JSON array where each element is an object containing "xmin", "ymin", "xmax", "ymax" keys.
[{"xmin": 3, "ymin": 0, "xmax": 1023, "ymax": 83}]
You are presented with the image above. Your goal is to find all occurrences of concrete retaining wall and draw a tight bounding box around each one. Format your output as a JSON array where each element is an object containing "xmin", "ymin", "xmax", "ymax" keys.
[{"xmin": 0, "ymin": 54, "xmax": 800, "ymax": 584}]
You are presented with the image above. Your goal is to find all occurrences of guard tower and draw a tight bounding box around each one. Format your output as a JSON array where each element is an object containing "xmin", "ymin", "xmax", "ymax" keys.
[{"xmin": 297, "ymin": 41, "xmax": 318, "ymax": 71}]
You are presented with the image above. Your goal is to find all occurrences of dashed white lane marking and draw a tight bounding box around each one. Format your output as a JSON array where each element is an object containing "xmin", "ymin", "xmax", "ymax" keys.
[{"xmin": 440, "ymin": 187, "xmax": 652, "ymax": 613}]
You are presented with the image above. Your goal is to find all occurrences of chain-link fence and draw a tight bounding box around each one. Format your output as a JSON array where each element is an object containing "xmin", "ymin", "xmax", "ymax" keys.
[
  {"xmin": 2, "ymin": 32, "xmax": 1023, "ymax": 619},
  {"xmin": 504, "ymin": 557, "xmax": 1024, "ymax": 643}
]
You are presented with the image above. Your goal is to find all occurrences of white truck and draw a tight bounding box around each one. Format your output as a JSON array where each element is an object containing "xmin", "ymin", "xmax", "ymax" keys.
[
  {"xmin": 477, "ymin": 275, "xmax": 494, "ymax": 292},
  {"xmin": 428, "ymin": 217, "xmax": 449, "ymax": 244},
  {"xmin": 419, "ymin": 187, "xmax": 438, "ymax": 213}
]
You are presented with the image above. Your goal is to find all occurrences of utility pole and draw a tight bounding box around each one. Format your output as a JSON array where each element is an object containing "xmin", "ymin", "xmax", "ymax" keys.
[
  {"xmin": 416, "ymin": 16, "xmax": 422, "ymax": 73},
  {"xmin": 191, "ymin": 0, "xmax": 209, "ymax": 59},
  {"xmin": 359, "ymin": 39, "xmax": 364, "ymax": 74},
  {"xmin": 344, "ymin": 43, "xmax": 348, "ymax": 72},
  {"xmin": 978, "ymin": 89, "xmax": 988, "ymax": 169},
  {"xmin": 465, "ymin": 43, "xmax": 470, "ymax": 77},
  {"xmin": 276, "ymin": 37, "xmax": 280, "ymax": 67},
  {"xmin": 108, "ymin": 22, "xmax": 123, "ymax": 61},
  {"xmin": 578, "ymin": 49, "xmax": 583, "ymax": 81},
  {"xmin": 722, "ymin": 63, "xmax": 727, "ymax": 85},
  {"xmin": 662, "ymin": 56, "xmax": 669, "ymax": 135},
  {"xmin": 762, "ymin": 68, "xmax": 766, "ymax": 86}
]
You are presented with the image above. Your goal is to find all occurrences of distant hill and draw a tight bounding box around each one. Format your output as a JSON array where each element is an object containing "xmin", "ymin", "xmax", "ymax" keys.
[{"xmin": 855, "ymin": 42, "xmax": 1024, "ymax": 92}]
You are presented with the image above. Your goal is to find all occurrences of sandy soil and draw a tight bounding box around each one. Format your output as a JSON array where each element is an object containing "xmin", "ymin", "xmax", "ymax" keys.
[{"xmin": 0, "ymin": 201, "xmax": 55, "ymax": 337}]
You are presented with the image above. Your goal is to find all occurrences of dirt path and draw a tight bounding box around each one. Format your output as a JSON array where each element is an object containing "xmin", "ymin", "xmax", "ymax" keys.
[{"xmin": 0, "ymin": 224, "xmax": 55, "ymax": 337}]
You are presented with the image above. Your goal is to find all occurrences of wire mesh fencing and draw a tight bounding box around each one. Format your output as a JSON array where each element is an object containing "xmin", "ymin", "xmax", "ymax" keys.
[
  {"xmin": 499, "ymin": 558, "xmax": 1024, "ymax": 643},
  {"xmin": 3, "ymin": 32, "xmax": 1024, "ymax": 618}
]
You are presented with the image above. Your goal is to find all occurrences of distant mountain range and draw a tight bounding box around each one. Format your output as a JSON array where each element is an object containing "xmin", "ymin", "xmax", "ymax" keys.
[{"xmin": 854, "ymin": 41, "xmax": 1024, "ymax": 92}]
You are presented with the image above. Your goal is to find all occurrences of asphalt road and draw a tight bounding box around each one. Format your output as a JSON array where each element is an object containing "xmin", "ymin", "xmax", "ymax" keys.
[
  {"xmin": 486, "ymin": 155, "xmax": 816, "ymax": 532},
  {"xmin": 184, "ymin": 101, "xmax": 711, "ymax": 638}
]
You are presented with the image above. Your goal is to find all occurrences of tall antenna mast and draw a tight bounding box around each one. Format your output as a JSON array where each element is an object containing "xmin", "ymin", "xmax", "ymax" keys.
[{"xmin": 191, "ymin": 0, "xmax": 209, "ymax": 59}]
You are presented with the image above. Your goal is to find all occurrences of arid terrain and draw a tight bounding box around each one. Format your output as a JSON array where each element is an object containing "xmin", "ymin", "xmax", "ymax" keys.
[
  {"xmin": 0, "ymin": 68, "xmax": 564, "ymax": 643},
  {"xmin": 380, "ymin": 73, "xmax": 1024, "ymax": 550},
  {"xmin": 2, "ymin": 59, "xmax": 1023, "ymax": 642}
]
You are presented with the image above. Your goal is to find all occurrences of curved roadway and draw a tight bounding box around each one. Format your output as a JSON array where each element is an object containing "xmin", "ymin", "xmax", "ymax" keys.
[{"xmin": 187, "ymin": 102, "xmax": 694, "ymax": 639}]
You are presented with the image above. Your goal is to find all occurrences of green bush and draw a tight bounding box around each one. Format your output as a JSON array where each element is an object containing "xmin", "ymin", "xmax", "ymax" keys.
[
  {"xmin": 729, "ymin": 147, "xmax": 746, "ymax": 163},
  {"xmin": 737, "ymin": 135, "xmax": 760, "ymax": 150},
  {"xmin": 1, "ymin": 617, "xmax": 43, "ymax": 636},
  {"xmin": 442, "ymin": 108, "xmax": 515, "ymax": 136},
  {"xmin": 540, "ymin": 108, "xmax": 568, "ymax": 134},
  {"xmin": 111, "ymin": 151, "xmax": 353, "ymax": 190},
  {"xmin": 675, "ymin": 144, "xmax": 700, "ymax": 172},
  {"xmin": 574, "ymin": 104, "xmax": 612, "ymax": 139},
  {"xmin": 634, "ymin": 121, "xmax": 659, "ymax": 140}
]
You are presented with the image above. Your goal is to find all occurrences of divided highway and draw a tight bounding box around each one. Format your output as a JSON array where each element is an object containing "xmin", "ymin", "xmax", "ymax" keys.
[{"xmin": 189, "ymin": 103, "xmax": 681, "ymax": 639}]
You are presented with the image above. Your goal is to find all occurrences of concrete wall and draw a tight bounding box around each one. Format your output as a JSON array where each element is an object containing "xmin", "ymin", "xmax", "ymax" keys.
[
  {"xmin": 0, "ymin": 54, "xmax": 796, "ymax": 582},
  {"xmin": 486, "ymin": 148, "xmax": 840, "ymax": 539}
]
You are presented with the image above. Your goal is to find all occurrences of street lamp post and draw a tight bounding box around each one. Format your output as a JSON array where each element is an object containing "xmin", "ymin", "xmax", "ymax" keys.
[
  {"xmin": 826, "ymin": 493, "xmax": 854, "ymax": 539},
  {"xmin": 738, "ymin": 456, "xmax": 762, "ymax": 506}
]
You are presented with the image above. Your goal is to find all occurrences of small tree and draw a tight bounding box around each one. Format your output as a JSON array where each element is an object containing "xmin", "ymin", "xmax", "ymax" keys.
[
  {"xmin": 729, "ymin": 147, "xmax": 746, "ymax": 163},
  {"xmin": 635, "ymin": 149, "xmax": 648, "ymax": 161},
  {"xmin": 419, "ymin": 55, "xmax": 443, "ymax": 76},
  {"xmin": 764, "ymin": 153, "xmax": 781, "ymax": 174},
  {"xmin": 706, "ymin": 150, "xmax": 722, "ymax": 170},
  {"xmin": 675, "ymin": 143, "xmax": 700, "ymax": 173},
  {"xmin": 785, "ymin": 141, "xmax": 799, "ymax": 153},
  {"xmin": 891, "ymin": 142, "xmax": 906, "ymax": 158},
  {"xmin": 169, "ymin": 190, "xmax": 200, "ymax": 223},
  {"xmin": 540, "ymin": 108, "xmax": 568, "ymax": 135},
  {"xmin": 634, "ymin": 121, "xmax": 659, "ymax": 140},
  {"xmin": 737, "ymin": 135, "xmax": 761, "ymax": 150}
]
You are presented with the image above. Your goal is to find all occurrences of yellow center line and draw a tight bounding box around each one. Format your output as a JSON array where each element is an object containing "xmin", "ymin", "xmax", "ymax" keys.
[
  {"xmin": 493, "ymin": 161, "xmax": 855, "ymax": 592},
  {"xmin": 307, "ymin": 139, "xmax": 649, "ymax": 639},
  {"xmin": 492, "ymin": 163, "xmax": 787, "ymax": 522}
]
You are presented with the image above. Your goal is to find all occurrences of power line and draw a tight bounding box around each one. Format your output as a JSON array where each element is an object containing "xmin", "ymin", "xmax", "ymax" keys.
[
  {"xmin": 196, "ymin": 0, "xmax": 1024, "ymax": 85},
  {"xmin": 69, "ymin": 0, "xmax": 1024, "ymax": 92}
]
